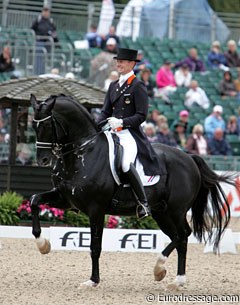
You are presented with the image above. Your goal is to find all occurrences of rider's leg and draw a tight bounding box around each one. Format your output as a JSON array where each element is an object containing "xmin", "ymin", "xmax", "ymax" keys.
[
  {"xmin": 125, "ymin": 163, "xmax": 151, "ymax": 219},
  {"xmin": 118, "ymin": 130, "xmax": 151, "ymax": 219}
]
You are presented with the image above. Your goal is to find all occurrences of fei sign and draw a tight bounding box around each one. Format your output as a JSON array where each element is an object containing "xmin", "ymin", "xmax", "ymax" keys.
[{"xmin": 50, "ymin": 227, "xmax": 168, "ymax": 252}]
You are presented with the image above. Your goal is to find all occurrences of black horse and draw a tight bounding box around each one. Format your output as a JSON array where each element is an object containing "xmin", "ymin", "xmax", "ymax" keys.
[{"xmin": 30, "ymin": 94, "xmax": 234, "ymax": 288}]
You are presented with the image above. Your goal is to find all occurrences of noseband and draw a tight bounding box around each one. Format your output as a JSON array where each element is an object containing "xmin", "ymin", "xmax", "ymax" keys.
[{"xmin": 33, "ymin": 115, "xmax": 59, "ymax": 150}]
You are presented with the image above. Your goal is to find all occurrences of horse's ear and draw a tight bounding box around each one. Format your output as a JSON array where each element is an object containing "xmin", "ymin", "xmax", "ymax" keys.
[
  {"xmin": 47, "ymin": 97, "xmax": 56, "ymax": 112},
  {"xmin": 30, "ymin": 94, "xmax": 39, "ymax": 111}
]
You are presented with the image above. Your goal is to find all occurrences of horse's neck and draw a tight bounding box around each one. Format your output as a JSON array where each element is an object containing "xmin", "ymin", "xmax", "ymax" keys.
[
  {"xmin": 60, "ymin": 134, "xmax": 109, "ymax": 180},
  {"xmin": 57, "ymin": 106, "xmax": 97, "ymax": 142}
]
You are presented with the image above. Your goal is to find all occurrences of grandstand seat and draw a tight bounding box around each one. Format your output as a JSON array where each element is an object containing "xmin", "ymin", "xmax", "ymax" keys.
[{"xmin": 226, "ymin": 135, "xmax": 240, "ymax": 156}]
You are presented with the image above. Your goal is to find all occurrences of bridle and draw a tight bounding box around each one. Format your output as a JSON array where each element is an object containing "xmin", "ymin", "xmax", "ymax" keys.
[{"xmin": 33, "ymin": 114, "xmax": 103, "ymax": 159}]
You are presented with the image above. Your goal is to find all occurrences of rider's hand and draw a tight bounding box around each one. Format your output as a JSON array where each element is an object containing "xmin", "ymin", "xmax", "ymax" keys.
[{"xmin": 107, "ymin": 117, "xmax": 123, "ymax": 131}]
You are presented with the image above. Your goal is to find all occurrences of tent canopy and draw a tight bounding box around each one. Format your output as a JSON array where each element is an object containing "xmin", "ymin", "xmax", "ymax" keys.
[
  {"xmin": 139, "ymin": 0, "xmax": 230, "ymax": 43},
  {"xmin": 117, "ymin": 0, "xmax": 230, "ymax": 43}
]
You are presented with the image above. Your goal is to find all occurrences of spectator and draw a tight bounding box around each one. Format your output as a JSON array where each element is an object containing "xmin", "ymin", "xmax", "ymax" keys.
[
  {"xmin": 173, "ymin": 121, "xmax": 187, "ymax": 150},
  {"xmin": 155, "ymin": 60, "xmax": 176, "ymax": 96},
  {"xmin": 208, "ymin": 128, "xmax": 232, "ymax": 156},
  {"xmin": 31, "ymin": 6, "xmax": 58, "ymax": 43},
  {"xmin": 134, "ymin": 50, "xmax": 152, "ymax": 75},
  {"xmin": 156, "ymin": 123, "xmax": 177, "ymax": 147},
  {"xmin": 186, "ymin": 124, "xmax": 208, "ymax": 155},
  {"xmin": 174, "ymin": 63, "xmax": 192, "ymax": 87},
  {"xmin": 147, "ymin": 109, "xmax": 161, "ymax": 124},
  {"xmin": 39, "ymin": 67, "xmax": 62, "ymax": 78},
  {"xmin": 204, "ymin": 105, "xmax": 226, "ymax": 139},
  {"xmin": 104, "ymin": 70, "xmax": 119, "ymax": 91},
  {"xmin": 101, "ymin": 25, "xmax": 120, "ymax": 49},
  {"xmin": 224, "ymin": 40, "xmax": 240, "ymax": 68},
  {"xmin": 31, "ymin": 6, "xmax": 58, "ymax": 75},
  {"xmin": 219, "ymin": 71, "xmax": 237, "ymax": 98},
  {"xmin": 65, "ymin": 72, "xmax": 75, "ymax": 80},
  {"xmin": 185, "ymin": 80, "xmax": 210, "ymax": 110},
  {"xmin": 16, "ymin": 143, "xmax": 33, "ymax": 165},
  {"xmin": 0, "ymin": 46, "xmax": 15, "ymax": 73},
  {"xmin": 143, "ymin": 123, "xmax": 158, "ymax": 143},
  {"xmin": 85, "ymin": 24, "xmax": 102, "ymax": 48},
  {"xmin": 207, "ymin": 40, "xmax": 228, "ymax": 69},
  {"xmin": 170, "ymin": 110, "xmax": 189, "ymax": 134},
  {"xmin": 140, "ymin": 68, "xmax": 154, "ymax": 98},
  {"xmin": 234, "ymin": 70, "xmax": 240, "ymax": 97},
  {"xmin": 155, "ymin": 114, "xmax": 168, "ymax": 130},
  {"xmin": 0, "ymin": 128, "xmax": 8, "ymax": 144},
  {"xmin": 226, "ymin": 115, "xmax": 239, "ymax": 135},
  {"xmin": 175, "ymin": 48, "xmax": 205, "ymax": 72},
  {"xmin": 90, "ymin": 38, "xmax": 118, "ymax": 87}
]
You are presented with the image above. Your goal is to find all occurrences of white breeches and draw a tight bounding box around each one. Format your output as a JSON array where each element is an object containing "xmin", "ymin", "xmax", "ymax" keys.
[{"xmin": 114, "ymin": 129, "xmax": 137, "ymax": 172}]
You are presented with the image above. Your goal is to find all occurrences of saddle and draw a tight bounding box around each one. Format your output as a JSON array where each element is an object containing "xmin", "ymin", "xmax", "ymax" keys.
[{"xmin": 111, "ymin": 133, "xmax": 123, "ymax": 179}]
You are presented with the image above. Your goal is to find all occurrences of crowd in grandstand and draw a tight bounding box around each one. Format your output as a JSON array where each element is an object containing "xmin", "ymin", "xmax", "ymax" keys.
[{"xmin": 1, "ymin": 7, "xmax": 240, "ymax": 164}]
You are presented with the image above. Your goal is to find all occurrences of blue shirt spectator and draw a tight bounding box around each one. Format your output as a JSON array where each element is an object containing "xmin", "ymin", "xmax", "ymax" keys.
[
  {"xmin": 208, "ymin": 128, "xmax": 232, "ymax": 156},
  {"xmin": 207, "ymin": 41, "xmax": 227, "ymax": 69},
  {"xmin": 134, "ymin": 50, "xmax": 152, "ymax": 74},
  {"xmin": 204, "ymin": 105, "xmax": 226, "ymax": 138},
  {"xmin": 85, "ymin": 25, "xmax": 102, "ymax": 48}
]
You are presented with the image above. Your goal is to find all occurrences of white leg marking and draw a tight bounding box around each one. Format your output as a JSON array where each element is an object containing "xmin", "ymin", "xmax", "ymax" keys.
[
  {"xmin": 156, "ymin": 253, "xmax": 167, "ymax": 265},
  {"xmin": 175, "ymin": 275, "xmax": 186, "ymax": 286},
  {"xmin": 78, "ymin": 280, "xmax": 98, "ymax": 289}
]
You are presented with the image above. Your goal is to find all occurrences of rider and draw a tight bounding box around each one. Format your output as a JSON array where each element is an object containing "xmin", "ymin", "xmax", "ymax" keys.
[{"xmin": 97, "ymin": 48, "xmax": 162, "ymax": 219}]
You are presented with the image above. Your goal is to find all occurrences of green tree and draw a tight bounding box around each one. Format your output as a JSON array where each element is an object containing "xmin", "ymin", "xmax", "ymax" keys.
[{"xmin": 208, "ymin": 0, "xmax": 240, "ymax": 13}]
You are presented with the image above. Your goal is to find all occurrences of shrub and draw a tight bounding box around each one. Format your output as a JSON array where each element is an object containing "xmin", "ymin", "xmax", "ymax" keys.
[
  {"xmin": 120, "ymin": 216, "xmax": 159, "ymax": 230},
  {"xmin": 64, "ymin": 210, "xmax": 90, "ymax": 227},
  {"xmin": 0, "ymin": 191, "xmax": 23, "ymax": 210},
  {"xmin": 0, "ymin": 191, "xmax": 22, "ymax": 225}
]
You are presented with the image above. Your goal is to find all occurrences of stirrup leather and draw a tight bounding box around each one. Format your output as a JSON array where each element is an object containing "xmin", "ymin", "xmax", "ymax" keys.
[{"xmin": 136, "ymin": 202, "xmax": 150, "ymax": 220}]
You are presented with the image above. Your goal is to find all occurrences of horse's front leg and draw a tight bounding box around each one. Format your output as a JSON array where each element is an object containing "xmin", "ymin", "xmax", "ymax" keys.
[
  {"xmin": 80, "ymin": 211, "xmax": 105, "ymax": 288},
  {"xmin": 30, "ymin": 188, "xmax": 63, "ymax": 254}
]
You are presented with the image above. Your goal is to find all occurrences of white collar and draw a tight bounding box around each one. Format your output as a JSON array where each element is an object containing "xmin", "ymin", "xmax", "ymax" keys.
[{"xmin": 119, "ymin": 70, "xmax": 134, "ymax": 87}]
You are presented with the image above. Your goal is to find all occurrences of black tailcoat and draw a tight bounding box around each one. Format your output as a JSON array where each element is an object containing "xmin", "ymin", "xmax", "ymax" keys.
[{"xmin": 98, "ymin": 76, "xmax": 163, "ymax": 175}]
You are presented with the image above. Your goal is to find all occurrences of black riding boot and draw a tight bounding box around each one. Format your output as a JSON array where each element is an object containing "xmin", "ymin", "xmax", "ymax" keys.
[{"xmin": 125, "ymin": 163, "xmax": 151, "ymax": 219}]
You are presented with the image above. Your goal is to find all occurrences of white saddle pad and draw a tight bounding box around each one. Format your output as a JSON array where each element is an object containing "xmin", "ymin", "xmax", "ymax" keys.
[{"xmin": 104, "ymin": 131, "xmax": 160, "ymax": 186}]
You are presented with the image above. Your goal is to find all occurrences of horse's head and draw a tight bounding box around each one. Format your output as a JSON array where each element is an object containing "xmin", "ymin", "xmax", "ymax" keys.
[{"xmin": 30, "ymin": 94, "xmax": 68, "ymax": 166}]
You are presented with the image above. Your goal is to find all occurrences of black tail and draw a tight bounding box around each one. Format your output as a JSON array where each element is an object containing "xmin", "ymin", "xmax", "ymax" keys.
[{"xmin": 191, "ymin": 155, "xmax": 236, "ymax": 252}]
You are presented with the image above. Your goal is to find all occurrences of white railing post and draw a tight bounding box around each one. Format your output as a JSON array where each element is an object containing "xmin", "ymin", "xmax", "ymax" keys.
[{"xmin": 2, "ymin": 0, "xmax": 9, "ymax": 27}]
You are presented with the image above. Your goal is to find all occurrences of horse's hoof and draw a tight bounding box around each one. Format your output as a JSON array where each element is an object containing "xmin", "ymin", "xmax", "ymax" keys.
[
  {"xmin": 166, "ymin": 283, "xmax": 182, "ymax": 291},
  {"xmin": 78, "ymin": 280, "xmax": 99, "ymax": 289},
  {"xmin": 154, "ymin": 265, "xmax": 167, "ymax": 281},
  {"xmin": 36, "ymin": 237, "xmax": 51, "ymax": 254}
]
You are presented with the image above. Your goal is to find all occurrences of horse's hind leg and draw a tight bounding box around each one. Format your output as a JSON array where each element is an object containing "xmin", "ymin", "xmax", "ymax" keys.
[
  {"xmin": 151, "ymin": 210, "xmax": 180, "ymax": 282},
  {"xmin": 173, "ymin": 216, "xmax": 192, "ymax": 287},
  {"xmin": 30, "ymin": 188, "xmax": 65, "ymax": 254}
]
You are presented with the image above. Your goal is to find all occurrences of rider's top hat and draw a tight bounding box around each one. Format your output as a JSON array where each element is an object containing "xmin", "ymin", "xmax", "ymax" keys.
[{"xmin": 113, "ymin": 48, "xmax": 140, "ymax": 62}]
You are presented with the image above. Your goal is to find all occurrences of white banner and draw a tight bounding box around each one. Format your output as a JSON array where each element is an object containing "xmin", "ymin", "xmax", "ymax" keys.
[
  {"xmin": 97, "ymin": 0, "xmax": 115, "ymax": 35},
  {"xmin": 50, "ymin": 227, "xmax": 168, "ymax": 252},
  {"xmin": 217, "ymin": 172, "xmax": 240, "ymax": 217}
]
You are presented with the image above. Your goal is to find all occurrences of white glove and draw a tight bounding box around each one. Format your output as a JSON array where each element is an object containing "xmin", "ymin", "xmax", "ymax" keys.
[{"xmin": 107, "ymin": 117, "xmax": 123, "ymax": 131}]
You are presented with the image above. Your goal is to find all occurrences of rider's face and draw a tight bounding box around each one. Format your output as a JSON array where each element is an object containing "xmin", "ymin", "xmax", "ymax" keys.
[{"xmin": 115, "ymin": 60, "xmax": 135, "ymax": 75}]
